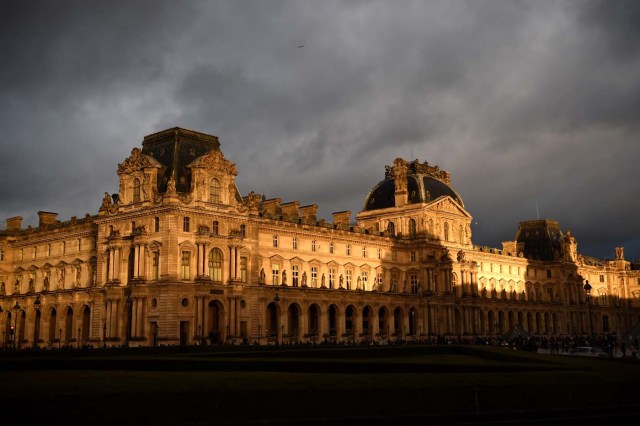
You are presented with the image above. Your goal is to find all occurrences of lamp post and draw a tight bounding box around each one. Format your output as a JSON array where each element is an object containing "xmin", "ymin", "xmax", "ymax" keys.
[
  {"xmin": 584, "ymin": 280, "xmax": 594, "ymax": 340},
  {"xmin": 12, "ymin": 301, "xmax": 20, "ymax": 350},
  {"xmin": 424, "ymin": 289, "xmax": 432, "ymax": 343},
  {"xmin": 273, "ymin": 293, "xmax": 280, "ymax": 345},
  {"xmin": 34, "ymin": 296, "xmax": 41, "ymax": 348}
]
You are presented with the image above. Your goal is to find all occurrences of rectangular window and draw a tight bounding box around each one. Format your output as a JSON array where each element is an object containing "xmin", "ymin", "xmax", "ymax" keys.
[
  {"xmin": 240, "ymin": 224, "xmax": 246, "ymax": 237},
  {"xmin": 240, "ymin": 257, "xmax": 247, "ymax": 283},
  {"xmin": 346, "ymin": 270, "xmax": 352, "ymax": 290},
  {"xmin": 33, "ymin": 247, "xmax": 36, "ymax": 259},
  {"xmin": 292, "ymin": 265, "xmax": 299, "ymax": 287},
  {"xmin": 377, "ymin": 248, "xmax": 381, "ymax": 259},
  {"xmin": 181, "ymin": 251, "xmax": 190, "ymax": 279},
  {"xmin": 312, "ymin": 240, "xmax": 316, "ymax": 252},
  {"xmin": 362, "ymin": 246, "xmax": 367, "ymax": 257},
  {"xmin": 212, "ymin": 221, "xmax": 219, "ymax": 235},
  {"xmin": 0, "ymin": 249, "xmax": 3, "ymax": 261},
  {"xmin": 329, "ymin": 268, "xmax": 335, "ymax": 289},
  {"xmin": 292, "ymin": 237, "xmax": 298, "ymax": 250},
  {"xmin": 392, "ymin": 251, "xmax": 397, "ymax": 261},
  {"xmin": 361, "ymin": 271, "xmax": 368, "ymax": 290},
  {"xmin": 411, "ymin": 274, "xmax": 419, "ymax": 294},
  {"xmin": 599, "ymin": 275, "xmax": 605, "ymax": 283},
  {"xmin": 272, "ymin": 264, "xmax": 280, "ymax": 285},
  {"xmin": 346, "ymin": 245, "xmax": 351, "ymax": 256},
  {"xmin": 154, "ymin": 217, "xmax": 160, "ymax": 232},
  {"xmin": 183, "ymin": 217, "xmax": 190, "ymax": 232},
  {"xmin": 311, "ymin": 267, "xmax": 318, "ymax": 287},
  {"xmin": 329, "ymin": 243, "xmax": 334, "ymax": 254},
  {"xmin": 377, "ymin": 272, "xmax": 383, "ymax": 289},
  {"xmin": 77, "ymin": 238, "xmax": 81, "ymax": 251},
  {"xmin": 62, "ymin": 242, "xmax": 66, "ymax": 254},
  {"xmin": 152, "ymin": 252, "xmax": 160, "ymax": 280},
  {"xmin": 546, "ymin": 269, "xmax": 552, "ymax": 278},
  {"xmin": 410, "ymin": 251, "xmax": 416, "ymax": 262},
  {"xmin": 273, "ymin": 235, "xmax": 279, "ymax": 248},
  {"xmin": 18, "ymin": 249, "xmax": 23, "ymax": 261},
  {"xmin": 46, "ymin": 245, "xmax": 51, "ymax": 257}
]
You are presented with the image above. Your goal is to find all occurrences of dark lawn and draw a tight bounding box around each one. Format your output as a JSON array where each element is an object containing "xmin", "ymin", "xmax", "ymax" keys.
[{"xmin": 1, "ymin": 345, "xmax": 639, "ymax": 424}]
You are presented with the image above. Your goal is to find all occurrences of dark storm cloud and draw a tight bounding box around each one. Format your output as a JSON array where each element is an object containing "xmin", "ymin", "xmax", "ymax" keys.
[{"xmin": 1, "ymin": 0, "xmax": 638, "ymax": 259}]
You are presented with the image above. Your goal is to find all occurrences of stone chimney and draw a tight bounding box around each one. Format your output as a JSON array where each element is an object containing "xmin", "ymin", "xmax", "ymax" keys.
[
  {"xmin": 280, "ymin": 201, "xmax": 300, "ymax": 221},
  {"xmin": 332, "ymin": 211, "xmax": 351, "ymax": 230},
  {"xmin": 5, "ymin": 216, "xmax": 23, "ymax": 231},
  {"xmin": 299, "ymin": 204, "xmax": 318, "ymax": 224},
  {"xmin": 38, "ymin": 211, "xmax": 59, "ymax": 228},
  {"xmin": 261, "ymin": 198, "xmax": 281, "ymax": 218}
]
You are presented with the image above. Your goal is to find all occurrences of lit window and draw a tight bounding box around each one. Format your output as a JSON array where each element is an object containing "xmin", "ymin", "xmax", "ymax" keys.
[
  {"xmin": 273, "ymin": 235, "xmax": 279, "ymax": 248},
  {"xmin": 292, "ymin": 237, "xmax": 298, "ymax": 250},
  {"xmin": 152, "ymin": 252, "xmax": 160, "ymax": 280},
  {"xmin": 181, "ymin": 251, "xmax": 190, "ymax": 279},
  {"xmin": 240, "ymin": 257, "xmax": 247, "ymax": 283},
  {"xmin": 311, "ymin": 267, "xmax": 318, "ymax": 287},
  {"xmin": 292, "ymin": 265, "xmax": 299, "ymax": 287},
  {"xmin": 388, "ymin": 222, "xmax": 395, "ymax": 236},
  {"xmin": 210, "ymin": 178, "xmax": 221, "ymax": 203},
  {"xmin": 272, "ymin": 264, "xmax": 280, "ymax": 285},
  {"xmin": 346, "ymin": 270, "xmax": 352, "ymax": 290},
  {"xmin": 133, "ymin": 178, "xmax": 141, "ymax": 203},
  {"xmin": 183, "ymin": 217, "xmax": 190, "ymax": 232},
  {"xmin": 411, "ymin": 274, "xmax": 419, "ymax": 294},
  {"xmin": 409, "ymin": 219, "xmax": 416, "ymax": 238},
  {"xmin": 208, "ymin": 248, "xmax": 223, "ymax": 282},
  {"xmin": 312, "ymin": 240, "xmax": 316, "ymax": 252}
]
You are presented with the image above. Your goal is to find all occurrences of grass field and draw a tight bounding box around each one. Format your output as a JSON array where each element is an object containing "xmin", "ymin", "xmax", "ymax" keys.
[{"xmin": 1, "ymin": 345, "xmax": 639, "ymax": 424}]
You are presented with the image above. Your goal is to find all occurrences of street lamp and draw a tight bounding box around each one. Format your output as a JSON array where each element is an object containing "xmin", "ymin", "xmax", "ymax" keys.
[
  {"xmin": 273, "ymin": 293, "xmax": 280, "ymax": 345},
  {"xmin": 12, "ymin": 301, "xmax": 20, "ymax": 350},
  {"xmin": 34, "ymin": 296, "xmax": 41, "ymax": 348},
  {"xmin": 584, "ymin": 280, "xmax": 594, "ymax": 339},
  {"xmin": 424, "ymin": 289, "xmax": 432, "ymax": 343}
]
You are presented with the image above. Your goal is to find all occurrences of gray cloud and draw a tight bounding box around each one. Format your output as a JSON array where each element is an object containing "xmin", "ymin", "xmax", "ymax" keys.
[{"xmin": 1, "ymin": 0, "xmax": 638, "ymax": 259}]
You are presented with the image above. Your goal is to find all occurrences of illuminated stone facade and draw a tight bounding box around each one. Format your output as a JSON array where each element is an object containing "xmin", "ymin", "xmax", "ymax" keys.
[{"xmin": 0, "ymin": 127, "xmax": 638, "ymax": 348}]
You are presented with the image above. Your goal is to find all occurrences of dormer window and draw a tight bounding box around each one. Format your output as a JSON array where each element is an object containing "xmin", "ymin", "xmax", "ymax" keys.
[{"xmin": 210, "ymin": 178, "xmax": 221, "ymax": 203}]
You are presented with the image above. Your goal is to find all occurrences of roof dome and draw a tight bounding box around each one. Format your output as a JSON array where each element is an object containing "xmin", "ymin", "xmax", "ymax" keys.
[{"xmin": 363, "ymin": 159, "xmax": 464, "ymax": 211}]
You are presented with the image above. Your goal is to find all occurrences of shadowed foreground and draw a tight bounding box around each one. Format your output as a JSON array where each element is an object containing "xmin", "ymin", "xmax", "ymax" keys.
[{"xmin": 1, "ymin": 345, "xmax": 639, "ymax": 425}]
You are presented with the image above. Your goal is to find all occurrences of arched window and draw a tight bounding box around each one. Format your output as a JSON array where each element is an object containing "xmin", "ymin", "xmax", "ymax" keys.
[
  {"xmin": 210, "ymin": 178, "xmax": 221, "ymax": 203},
  {"xmin": 133, "ymin": 178, "xmax": 141, "ymax": 203},
  {"xmin": 388, "ymin": 222, "xmax": 395, "ymax": 237},
  {"xmin": 208, "ymin": 248, "xmax": 223, "ymax": 282},
  {"xmin": 408, "ymin": 219, "xmax": 416, "ymax": 238},
  {"xmin": 444, "ymin": 222, "xmax": 449, "ymax": 241}
]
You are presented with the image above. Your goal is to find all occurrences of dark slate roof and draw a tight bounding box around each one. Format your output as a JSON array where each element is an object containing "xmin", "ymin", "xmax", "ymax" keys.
[
  {"xmin": 515, "ymin": 220, "xmax": 563, "ymax": 261},
  {"xmin": 363, "ymin": 175, "xmax": 463, "ymax": 211},
  {"xmin": 142, "ymin": 127, "xmax": 220, "ymax": 193}
]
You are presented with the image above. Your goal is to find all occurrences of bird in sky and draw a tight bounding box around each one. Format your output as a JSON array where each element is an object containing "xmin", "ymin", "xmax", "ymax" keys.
[{"xmin": 298, "ymin": 43, "xmax": 304, "ymax": 48}]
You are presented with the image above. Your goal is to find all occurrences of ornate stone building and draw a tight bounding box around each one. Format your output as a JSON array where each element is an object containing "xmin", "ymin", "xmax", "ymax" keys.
[{"xmin": 0, "ymin": 127, "xmax": 638, "ymax": 348}]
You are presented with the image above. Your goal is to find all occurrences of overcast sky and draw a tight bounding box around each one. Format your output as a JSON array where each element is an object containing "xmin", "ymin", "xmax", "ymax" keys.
[{"xmin": 1, "ymin": 1, "xmax": 638, "ymax": 260}]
